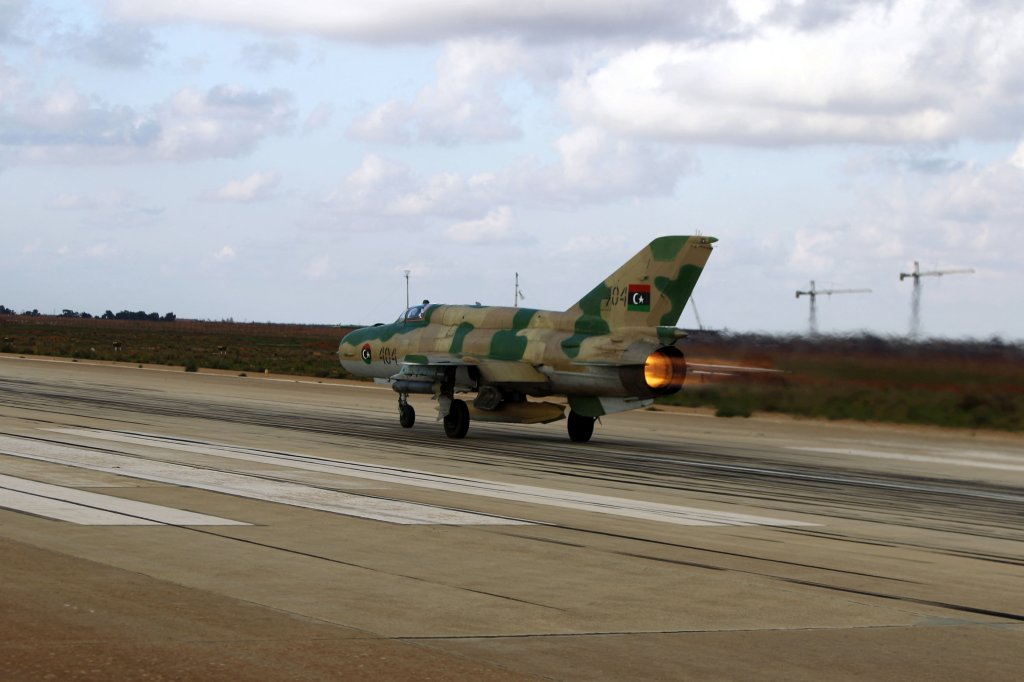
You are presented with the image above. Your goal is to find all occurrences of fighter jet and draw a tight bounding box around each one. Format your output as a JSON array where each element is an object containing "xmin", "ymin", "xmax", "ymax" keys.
[{"xmin": 338, "ymin": 235, "xmax": 716, "ymax": 442}]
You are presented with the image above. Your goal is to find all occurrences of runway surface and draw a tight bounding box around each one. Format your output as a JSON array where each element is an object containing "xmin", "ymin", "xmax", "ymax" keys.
[{"xmin": 1, "ymin": 355, "xmax": 1022, "ymax": 680}]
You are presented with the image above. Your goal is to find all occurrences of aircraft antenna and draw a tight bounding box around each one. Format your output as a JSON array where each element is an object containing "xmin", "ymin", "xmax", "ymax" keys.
[
  {"xmin": 794, "ymin": 280, "xmax": 872, "ymax": 335},
  {"xmin": 514, "ymin": 273, "xmax": 525, "ymax": 308},
  {"xmin": 899, "ymin": 261, "xmax": 974, "ymax": 338},
  {"xmin": 404, "ymin": 270, "xmax": 411, "ymax": 310}
]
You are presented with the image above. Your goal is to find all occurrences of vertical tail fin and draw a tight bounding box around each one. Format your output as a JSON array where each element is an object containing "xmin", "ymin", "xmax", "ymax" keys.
[{"xmin": 567, "ymin": 235, "xmax": 716, "ymax": 329}]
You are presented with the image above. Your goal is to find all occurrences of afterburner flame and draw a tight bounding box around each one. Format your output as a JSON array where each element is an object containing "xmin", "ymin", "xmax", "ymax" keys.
[{"xmin": 644, "ymin": 351, "xmax": 678, "ymax": 390}]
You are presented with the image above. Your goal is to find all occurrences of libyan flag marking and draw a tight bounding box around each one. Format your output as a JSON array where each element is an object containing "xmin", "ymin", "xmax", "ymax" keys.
[{"xmin": 627, "ymin": 284, "xmax": 651, "ymax": 311}]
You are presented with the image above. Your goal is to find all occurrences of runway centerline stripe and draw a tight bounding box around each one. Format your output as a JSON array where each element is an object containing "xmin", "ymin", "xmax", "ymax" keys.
[
  {"xmin": 46, "ymin": 428, "xmax": 817, "ymax": 527},
  {"xmin": 0, "ymin": 473, "xmax": 248, "ymax": 526},
  {"xmin": 0, "ymin": 436, "xmax": 530, "ymax": 526}
]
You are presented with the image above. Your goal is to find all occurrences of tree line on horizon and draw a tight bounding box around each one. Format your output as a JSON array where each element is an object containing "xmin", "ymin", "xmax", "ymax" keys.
[{"xmin": 0, "ymin": 305, "xmax": 175, "ymax": 322}]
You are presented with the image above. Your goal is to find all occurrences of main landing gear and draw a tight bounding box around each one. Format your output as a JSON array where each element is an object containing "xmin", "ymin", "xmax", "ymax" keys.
[
  {"xmin": 396, "ymin": 388, "xmax": 469, "ymax": 439},
  {"xmin": 567, "ymin": 410, "xmax": 595, "ymax": 443},
  {"xmin": 397, "ymin": 388, "xmax": 593, "ymax": 443},
  {"xmin": 443, "ymin": 399, "xmax": 469, "ymax": 439}
]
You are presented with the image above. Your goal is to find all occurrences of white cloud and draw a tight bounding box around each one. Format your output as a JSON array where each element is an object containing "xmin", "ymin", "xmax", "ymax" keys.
[
  {"xmin": 782, "ymin": 150, "xmax": 1024, "ymax": 295},
  {"xmin": 325, "ymin": 154, "xmax": 498, "ymax": 221},
  {"xmin": 919, "ymin": 160, "xmax": 1024, "ymax": 242},
  {"xmin": 154, "ymin": 85, "xmax": 294, "ymax": 159},
  {"xmin": 445, "ymin": 205, "xmax": 517, "ymax": 244},
  {"xmin": 214, "ymin": 245, "xmax": 236, "ymax": 262},
  {"xmin": 562, "ymin": 1, "xmax": 1024, "ymax": 145},
  {"xmin": 539, "ymin": 126, "xmax": 691, "ymax": 200},
  {"xmin": 390, "ymin": 173, "xmax": 481, "ymax": 216},
  {"xmin": 1010, "ymin": 141, "xmax": 1024, "ymax": 170},
  {"xmin": 326, "ymin": 154, "xmax": 415, "ymax": 213},
  {"xmin": 1, "ymin": 78, "xmax": 295, "ymax": 163},
  {"xmin": 788, "ymin": 228, "xmax": 838, "ymax": 273},
  {"xmin": 326, "ymin": 129, "xmax": 690, "ymax": 225},
  {"xmin": 731, "ymin": 0, "xmax": 775, "ymax": 24},
  {"xmin": 350, "ymin": 39, "xmax": 522, "ymax": 145},
  {"xmin": 206, "ymin": 171, "xmax": 280, "ymax": 202}
]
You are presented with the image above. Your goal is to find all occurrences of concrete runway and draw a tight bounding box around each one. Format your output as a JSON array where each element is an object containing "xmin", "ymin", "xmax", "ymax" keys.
[{"xmin": 1, "ymin": 355, "xmax": 1022, "ymax": 680}]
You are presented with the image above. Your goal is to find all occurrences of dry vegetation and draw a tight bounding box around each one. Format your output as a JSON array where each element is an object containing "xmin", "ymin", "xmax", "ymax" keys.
[
  {"xmin": 674, "ymin": 331, "xmax": 1024, "ymax": 431},
  {"xmin": 2, "ymin": 316, "xmax": 1021, "ymax": 431},
  {"xmin": 0, "ymin": 315, "xmax": 354, "ymax": 379}
]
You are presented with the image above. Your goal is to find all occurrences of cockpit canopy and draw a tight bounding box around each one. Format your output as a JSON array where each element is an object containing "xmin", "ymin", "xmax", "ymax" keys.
[{"xmin": 396, "ymin": 303, "xmax": 429, "ymax": 323}]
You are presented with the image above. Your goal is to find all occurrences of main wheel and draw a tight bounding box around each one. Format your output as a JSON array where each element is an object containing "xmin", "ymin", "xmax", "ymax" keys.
[
  {"xmin": 443, "ymin": 399, "xmax": 470, "ymax": 439},
  {"xmin": 399, "ymin": 403, "xmax": 415, "ymax": 428},
  {"xmin": 567, "ymin": 410, "xmax": 595, "ymax": 442}
]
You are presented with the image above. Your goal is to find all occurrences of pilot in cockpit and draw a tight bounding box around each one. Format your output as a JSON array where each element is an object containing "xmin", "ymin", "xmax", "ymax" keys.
[{"xmin": 399, "ymin": 300, "xmax": 430, "ymax": 323}]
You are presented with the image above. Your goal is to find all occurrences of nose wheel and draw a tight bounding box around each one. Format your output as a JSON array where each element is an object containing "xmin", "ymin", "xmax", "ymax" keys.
[{"xmin": 398, "ymin": 395, "xmax": 415, "ymax": 428}]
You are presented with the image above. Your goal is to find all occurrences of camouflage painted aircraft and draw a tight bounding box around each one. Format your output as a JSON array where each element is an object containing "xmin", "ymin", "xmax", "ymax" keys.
[{"xmin": 338, "ymin": 235, "xmax": 716, "ymax": 441}]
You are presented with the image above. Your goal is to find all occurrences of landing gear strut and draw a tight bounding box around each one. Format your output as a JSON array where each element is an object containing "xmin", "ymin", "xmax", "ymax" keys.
[
  {"xmin": 398, "ymin": 394, "xmax": 415, "ymax": 428},
  {"xmin": 567, "ymin": 410, "xmax": 595, "ymax": 442},
  {"xmin": 443, "ymin": 398, "xmax": 470, "ymax": 439}
]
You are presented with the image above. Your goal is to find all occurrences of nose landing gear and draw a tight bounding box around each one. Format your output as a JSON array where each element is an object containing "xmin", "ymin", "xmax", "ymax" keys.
[{"xmin": 398, "ymin": 394, "xmax": 415, "ymax": 428}]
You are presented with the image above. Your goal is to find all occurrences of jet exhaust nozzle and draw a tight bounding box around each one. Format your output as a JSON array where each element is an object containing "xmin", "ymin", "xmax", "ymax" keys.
[
  {"xmin": 617, "ymin": 346, "xmax": 686, "ymax": 397},
  {"xmin": 644, "ymin": 347, "xmax": 686, "ymax": 393}
]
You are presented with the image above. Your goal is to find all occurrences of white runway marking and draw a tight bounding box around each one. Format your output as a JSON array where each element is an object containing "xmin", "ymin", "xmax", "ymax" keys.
[
  {"xmin": 0, "ymin": 436, "xmax": 528, "ymax": 526},
  {"xmin": 46, "ymin": 429, "xmax": 816, "ymax": 527},
  {"xmin": 791, "ymin": 446, "xmax": 1024, "ymax": 473},
  {"xmin": 0, "ymin": 474, "xmax": 248, "ymax": 526}
]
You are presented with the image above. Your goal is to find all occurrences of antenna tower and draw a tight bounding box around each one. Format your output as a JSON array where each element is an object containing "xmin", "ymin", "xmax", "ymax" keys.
[
  {"xmin": 794, "ymin": 281, "xmax": 872, "ymax": 335},
  {"xmin": 514, "ymin": 273, "xmax": 525, "ymax": 308},
  {"xmin": 899, "ymin": 261, "xmax": 974, "ymax": 338}
]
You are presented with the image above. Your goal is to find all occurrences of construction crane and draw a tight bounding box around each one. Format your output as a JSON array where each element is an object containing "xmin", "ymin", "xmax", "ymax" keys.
[
  {"xmin": 899, "ymin": 261, "xmax": 974, "ymax": 338},
  {"xmin": 689, "ymin": 296, "xmax": 705, "ymax": 331},
  {"xmin": 795, "ymin": 281, "xmax": 872, "ymax": 335}
]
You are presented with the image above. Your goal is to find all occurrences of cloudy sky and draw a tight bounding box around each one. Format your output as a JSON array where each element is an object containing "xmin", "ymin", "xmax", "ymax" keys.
[{"xmin": 3, "ymin": 0, "xmax": 1023, "ymax": 339}]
